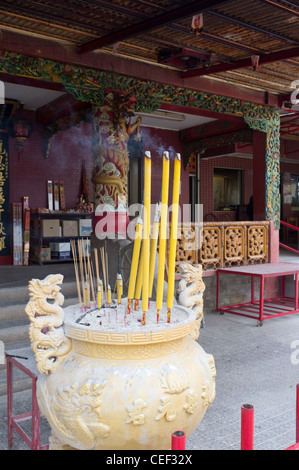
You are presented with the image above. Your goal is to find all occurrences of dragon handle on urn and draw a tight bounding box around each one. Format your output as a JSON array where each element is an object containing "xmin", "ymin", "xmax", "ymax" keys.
[
  {"xmin": 25, "ymin": 274, "xmax": 72, "ymax": 375},
  {"xmin": 177, "ymin": 263, "xmax": 206, "ymax": 339}
]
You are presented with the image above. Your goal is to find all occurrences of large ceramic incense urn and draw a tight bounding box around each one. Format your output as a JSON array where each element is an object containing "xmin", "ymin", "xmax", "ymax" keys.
[{"xmin": 25, "ymin": 269, "xmax": 215, "ymax": 451}]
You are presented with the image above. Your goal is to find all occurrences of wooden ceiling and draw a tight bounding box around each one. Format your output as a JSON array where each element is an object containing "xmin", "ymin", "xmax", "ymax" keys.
[{"xmin": 0, "ymin": 0, "xmax": 298, "ymax": 105}]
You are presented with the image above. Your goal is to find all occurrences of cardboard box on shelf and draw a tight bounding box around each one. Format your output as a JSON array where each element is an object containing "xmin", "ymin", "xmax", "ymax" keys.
[
  {"xmin": 31, "ymin": 246, "xmax": 51, "ymax": 263},
  {"xmin": 51, "ymin": 251, "xmax": 71, "ymax": 260},
  {"xmin": 79, "ymin": 218, "xmax": 92, "ymax": 236},
  {"xmin": 62, "ymin": 220, "xmax": 79, "ymax": 237},
  {"xmin": 49, "ymin": 242, "xmax": 71, "ymax": 252},
  {"xmin": 41, "ymin": 219, "xmax": 61, "ymax": 237},
  {"xmin": 40, "ymin": 247, "xmax": 51, "ymax": 262},
  {"xmin": 31, "ymin": 208, "xmax": 50, "ymax": 214}
]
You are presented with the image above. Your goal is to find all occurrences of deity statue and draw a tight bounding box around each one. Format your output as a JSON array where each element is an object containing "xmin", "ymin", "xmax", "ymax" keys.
[{"xmin": 91, "ymin": 92, "xmax": 141, "ymax": 213}]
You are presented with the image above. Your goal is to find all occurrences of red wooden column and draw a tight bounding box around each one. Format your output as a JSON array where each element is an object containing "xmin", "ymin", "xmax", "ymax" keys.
[{"xmin": 252, "ymin": 130, "xmax": 267, "ymax": 222}]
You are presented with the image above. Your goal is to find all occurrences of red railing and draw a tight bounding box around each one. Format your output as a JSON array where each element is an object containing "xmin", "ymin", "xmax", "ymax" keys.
[{"xmin": 280, "ymin": 220, "xmax": 299, "ymax": 255}]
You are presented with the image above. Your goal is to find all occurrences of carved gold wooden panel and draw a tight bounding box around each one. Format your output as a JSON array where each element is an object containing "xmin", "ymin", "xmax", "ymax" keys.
[
  {"xmin": 223, "ymin": 226, "xmax": 246, "ymax": 268},
  {"xmin": 199, "ymin": 225, "xmax": 223, "ymax": 270},
  {"xmin": 247, "ymin": 225, "xmax": 268, "ymax": 264},
  {"xmin": 175, "ymin": 221, "xmax": 269, "ymax": 271}
]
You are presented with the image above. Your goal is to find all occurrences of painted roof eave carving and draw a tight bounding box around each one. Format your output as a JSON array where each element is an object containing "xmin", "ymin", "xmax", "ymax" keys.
[{"xmin": 0, "ymin": 50, "xmax": 279, "ymax": 122}]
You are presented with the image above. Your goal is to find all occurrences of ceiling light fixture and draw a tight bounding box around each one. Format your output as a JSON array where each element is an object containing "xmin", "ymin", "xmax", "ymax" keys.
[{"xmin": 135, "ymin": 110, "xmax": 186, "ymax": 122}]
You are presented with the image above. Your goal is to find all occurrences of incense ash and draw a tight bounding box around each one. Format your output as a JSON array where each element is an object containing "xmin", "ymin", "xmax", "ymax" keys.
[{"xmin": 64, "ymin": 298, "xmax": 195, "ymax": 332}]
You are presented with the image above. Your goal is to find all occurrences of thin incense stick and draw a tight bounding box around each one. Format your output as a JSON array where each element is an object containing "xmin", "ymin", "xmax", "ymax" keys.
[
  {"xmin": 82, "ymin": 239, "xmax": 90, "ymax": 308},
  {"xmin": 106, "ymin": 250, "xmax": 109, "ymax": 293},
  {"xmin": 82, "ymin": 238, "xmax": 88, "ymax": 284},
  {"xmin": 100, "ymin": 247, "xmax": 107, "ymax": 303},
  {"xmin": 106, "ymin": 249, "xmax": 111, "ymax": 306},
  {"xmin": 78, "ymin": 239, "xmax": 86, "ymax": 310},
  {"xmin": 94, "ymin": 248, "xmax": 100, "ymax": 285},
  {"xmin": 90, "ymin": 255, "xmax": 96, "ymax": 289},
  {"xmin": 71, "ymin": 240, "xmax": 82, "ymax": 309},
  {"xmin": 72, "ymin": 242, "xmax": 82, "ymax": 307},
  {"xmin": 94, "ymin": 247, "xmax": 103, "ymax": 309},
  {"xmin": 87, "ymin": 243, "xmax": 96, "ymax": 305},
  {"xmin": 90, "ymin": 257, "xmax": 99, "ymax": 307}
]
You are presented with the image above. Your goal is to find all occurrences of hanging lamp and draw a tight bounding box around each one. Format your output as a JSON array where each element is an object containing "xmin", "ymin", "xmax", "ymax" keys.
[{"xmin": 8, "ymin": 102, "xmax": 33, "ymax": 154}]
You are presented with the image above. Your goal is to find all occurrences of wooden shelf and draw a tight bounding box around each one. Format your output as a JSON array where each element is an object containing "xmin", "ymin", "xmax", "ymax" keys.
[
  {"xmin": 29, "ymin": 211, "xmax": 92, "ymax": 265},
  {"xmin": 29, "ymin": 258, "xmax": 74, "ymax": 264},
  {"xmin": 30, "ymin": 211, "xmax": 92, "ymax": 219},
  {"xmin": 30, "ymin": 236, "xmax": 89, "ymax": 241}
]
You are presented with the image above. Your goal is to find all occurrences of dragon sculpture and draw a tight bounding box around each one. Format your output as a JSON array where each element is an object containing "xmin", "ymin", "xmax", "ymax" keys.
[
  {"xmin": 177, "ymin": 263, "xmax": 205, "ymax": 338},
  {"xmin": 25, "ymin": 274, "xmax": 72, "ymax": 375}
]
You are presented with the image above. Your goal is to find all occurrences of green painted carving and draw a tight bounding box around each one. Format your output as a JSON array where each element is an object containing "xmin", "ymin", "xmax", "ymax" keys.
[
  {"xmin": 0, "ymin": 52, "xmax": 275, "ymax": 118},
  {"xmin": 244, "ymin": 111, "xmax": 280, "ymax": 228},
  {"xmin": 265, "ymin": 113, "xmax": 281, "ymax": 229},
  {"xmin": 0, "ymin": 50, "xmax": 280, "ymax": 227}
]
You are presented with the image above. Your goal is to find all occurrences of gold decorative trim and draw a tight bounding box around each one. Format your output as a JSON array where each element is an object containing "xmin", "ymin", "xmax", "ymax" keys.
[{"xmin": 72, "ymin": 336, "xmax": 189, "ymax": 359}]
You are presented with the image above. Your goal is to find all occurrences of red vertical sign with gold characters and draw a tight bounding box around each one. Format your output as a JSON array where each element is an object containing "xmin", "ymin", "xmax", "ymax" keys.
[{"xmin": 0, "ymin": 132, "xmax": 10, "ymax": 257}]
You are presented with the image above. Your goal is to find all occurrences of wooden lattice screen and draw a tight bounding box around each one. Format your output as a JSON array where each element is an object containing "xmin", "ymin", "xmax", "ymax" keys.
[{"xmin": 171, "ymin": 221, "xmax": 269, "ymax": 271}]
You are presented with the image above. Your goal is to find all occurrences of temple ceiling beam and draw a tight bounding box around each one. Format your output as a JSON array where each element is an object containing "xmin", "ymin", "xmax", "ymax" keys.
[
  {"xmin": 78, "ymin": 0, "xmax": 231, "ymax": 54},
  {"xmin": 182, "ymin": 46, "xmax": 299, "ymax": 79}
]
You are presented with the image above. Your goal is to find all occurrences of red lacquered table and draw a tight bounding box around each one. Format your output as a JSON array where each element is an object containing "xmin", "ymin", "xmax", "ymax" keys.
[{"xmin": 216, "ymin": 262, "xmax": 299, "ymax": 326}]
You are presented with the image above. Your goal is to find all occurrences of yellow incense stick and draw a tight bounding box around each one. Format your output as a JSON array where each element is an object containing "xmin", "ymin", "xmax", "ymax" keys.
[
  {"xmin": 127, "ymin": 219, "xmax": 143, "ymax": 313},
  {"xmin": 117, "ymin": 274, "xmax": 123, "ymax": 305},
  {"xmin": 149, "ymin": 203, "xmax": 161, "ymax": 300},
  {"xmin": 97, "ymin": 284, "xmax": 102, "ymax": 310},
  {"xmin": 156, "ymin": 151, "xmax": 170, "ymax": 322},
  {"xmin": 142, "ymin": 151, "xmax": 151, "ymax": 324},
  {"xmin": 84, "ymin": 281, "xmax": 90, "ymax": 308},
  {"xmin": 134, "ymin": 242, "xmax": 144, "ymax": 309},
  {"xmin": 107, "ymin": 284, "xmax": 111, "ymax": 307},
  {"xmin": 166, "ymin": 153, "xmax": 181, "ymax": 323}
]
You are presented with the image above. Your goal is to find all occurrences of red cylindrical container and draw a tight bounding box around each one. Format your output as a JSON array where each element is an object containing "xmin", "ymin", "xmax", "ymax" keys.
[
  {"xmin": 171, "ymin": 431, "xmax": 186, "ymax": 450},
  {"xmin": 241, "ymin": 404, "xmax": 254, "ymax": 450},
  {"xmin": 296, "ymin": 384, "xmax": 299, "ymax": 443}
]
